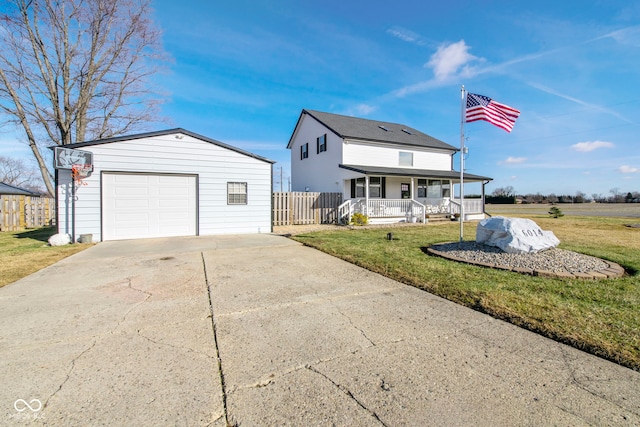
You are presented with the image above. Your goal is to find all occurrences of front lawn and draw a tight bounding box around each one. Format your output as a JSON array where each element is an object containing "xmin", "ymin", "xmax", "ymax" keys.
[
  {"xmin": 292, "ymin": 215, "xmax": 640, "ymax": 371},
  {"xmin": 0, "ymin": 227, "xmax": 91, "ymax": 288}
]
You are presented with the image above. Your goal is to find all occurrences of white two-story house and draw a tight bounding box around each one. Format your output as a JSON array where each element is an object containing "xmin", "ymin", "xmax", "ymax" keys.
[{"xmin": 287, "ymin": 109, "xmax": 492, "ymax": 223}]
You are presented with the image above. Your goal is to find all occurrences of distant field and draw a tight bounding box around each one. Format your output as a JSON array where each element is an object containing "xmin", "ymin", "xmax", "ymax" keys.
[{"xmin": 486, "ymin": 203, "xmax": 640, "ymax": 218}]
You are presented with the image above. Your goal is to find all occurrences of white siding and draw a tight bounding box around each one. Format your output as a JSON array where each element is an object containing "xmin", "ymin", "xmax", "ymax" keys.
[
  {"xmin": 57, "ymin": 133, "xmax": 272, "ymax": 242},
  {"xmin": 289, "ymin": 115, "xmax": 347, "ymax": 192},
  {"xmin": 343, "ymin": 141, "xmax": 452, "ymax": 170}
]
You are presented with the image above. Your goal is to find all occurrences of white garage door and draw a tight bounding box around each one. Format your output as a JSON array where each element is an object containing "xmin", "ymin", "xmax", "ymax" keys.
[{"xmin": 102, "ymin": 173, "xmax": 197, "ymax": 241}]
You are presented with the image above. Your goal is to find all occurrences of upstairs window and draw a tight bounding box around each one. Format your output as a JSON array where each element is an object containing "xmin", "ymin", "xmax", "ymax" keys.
[
  {"xmin": 300, "ymin": 143, "xmax": 309, "ymax": 160},
  {"xmin": 399, "ymin": 151, "xmax": 413, "ymax": 167},
  {"xmin": 227, "ymin": 182, "xmax": 247, "ymax": 205},
  {"xmin": 317, "ymin": 134, "xmax": 327, "ymax": 153}
]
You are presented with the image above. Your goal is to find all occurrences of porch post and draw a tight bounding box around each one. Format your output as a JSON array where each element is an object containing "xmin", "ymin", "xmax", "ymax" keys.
[{"xmin": 365, "ymin": 175, "xmax": 370, "ymax": 216}]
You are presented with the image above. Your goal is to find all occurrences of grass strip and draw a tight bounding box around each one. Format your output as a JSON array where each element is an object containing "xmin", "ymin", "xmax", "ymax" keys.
[
  {"xmin": 292, "ymin": 216, "xmax": 640, "ymax": 371},
  {"xmin": 0, "ymin": 227, "xmax": 91, "ymax": 288}
]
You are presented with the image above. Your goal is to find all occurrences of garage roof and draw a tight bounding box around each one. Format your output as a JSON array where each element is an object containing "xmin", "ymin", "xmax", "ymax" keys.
[{"xmin": 60, "ymin": 128, "xmax": 275, "ymax": 164}]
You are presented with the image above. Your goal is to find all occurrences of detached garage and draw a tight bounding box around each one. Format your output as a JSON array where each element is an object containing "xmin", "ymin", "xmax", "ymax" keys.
[{"xmin": 55, "ymin": 129, "xmax": 274, "ymax": 242}]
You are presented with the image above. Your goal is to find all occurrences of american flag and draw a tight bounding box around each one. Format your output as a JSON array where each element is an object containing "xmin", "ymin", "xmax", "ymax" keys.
[{"xmin": 465, "ymin": 93, "xmax": 520, "ymax": 133}]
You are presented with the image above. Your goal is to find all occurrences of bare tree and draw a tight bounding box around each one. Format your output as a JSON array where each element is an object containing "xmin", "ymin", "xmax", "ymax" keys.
[
  {"xmin": 0, "ymin": 0, "xmax": 168, "ymax": 195},
  {"xmin": 491, "ymin": 186, "xmax": 515, "ymax": 197},
  {"xmin": 609, "ymin": 187, "xmax": 625, "ymax": 203},
  {"xmin": 0, "ymin": 155, "xmax": 43, "ymax": 190}
]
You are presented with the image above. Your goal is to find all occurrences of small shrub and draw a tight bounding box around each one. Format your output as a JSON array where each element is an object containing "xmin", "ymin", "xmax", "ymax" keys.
[
  {"xmin": 548, "ymin": 206, "xmax": 564, "ymax": 218},
  {"xmin": 350, "ymin": 213, "xmax": 369, "ymax": 226}
]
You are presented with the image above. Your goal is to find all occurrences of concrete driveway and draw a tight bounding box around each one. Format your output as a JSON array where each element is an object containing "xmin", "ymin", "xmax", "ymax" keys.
[{"xmin": 1, "ymin": 234, "xmax": 638, "ymax": 426}]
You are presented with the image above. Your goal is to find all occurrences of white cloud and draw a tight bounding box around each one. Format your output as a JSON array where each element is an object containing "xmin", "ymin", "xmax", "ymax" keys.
[
  {"xmin": 425, "ymin": 40, "xmax": 479, "ymax": 82},
  {"xmin": 355, "ymin": 104, "xmax": 376, "ymax": 115},
  {"xmin": 599, "ymin": 25, "xmax": 640, "ymax": 47},
  {"xmin": 386, "ymin": 26, "xmax": 426, "ymax": 45},
  {"xmin": 529, "ymin": 83, "xmax": 632, "ymax": 123},
  {"xmin": 500, "ymin": 156, "xmax": 527, "ymax": 165},
  {"xmin": 571, "ymin": 141, "xmax": 615, "ymax": 152},
  {"xmin": 618, "ymin": 165, "xmax": 639, "ymax": 173}
]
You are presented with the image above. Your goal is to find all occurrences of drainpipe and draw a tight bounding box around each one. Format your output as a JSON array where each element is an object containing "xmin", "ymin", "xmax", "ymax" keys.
[{"xmin": 482, "ymin": 180, "xmax": 492, "ymax": 218}]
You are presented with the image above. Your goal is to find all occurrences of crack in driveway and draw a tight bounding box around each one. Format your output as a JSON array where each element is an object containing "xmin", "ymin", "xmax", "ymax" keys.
[
  {"xmin": 201, "ymin": 252, "xmax": 232, "ymax": 427},
  {"xmin": 42, "ymin": 277, "xmax": 152, "ymax": 414},
  {"xmin": 306, "ymin": 364, "xmax": 388, "ymax": 427}
]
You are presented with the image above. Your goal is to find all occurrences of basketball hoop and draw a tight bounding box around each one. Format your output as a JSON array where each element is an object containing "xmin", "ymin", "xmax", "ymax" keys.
[{"xmin": 71, "ymin": 164, "xmax": 91, "ymax": 186}]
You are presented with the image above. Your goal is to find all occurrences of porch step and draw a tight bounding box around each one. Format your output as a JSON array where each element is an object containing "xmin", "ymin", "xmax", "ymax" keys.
[{"xmin": 426, "ymin": 214, "xmax": 451, "ymax": 223}]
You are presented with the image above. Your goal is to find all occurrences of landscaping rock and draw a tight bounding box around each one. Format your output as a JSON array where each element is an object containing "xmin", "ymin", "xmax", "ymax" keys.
[
  {"xmin": 476, "ymin": 216, "xmax": 560, "ymax": 254},
  {"xmin": 48, "ymin": 233, "xmax": 72, "ymax": 246}
]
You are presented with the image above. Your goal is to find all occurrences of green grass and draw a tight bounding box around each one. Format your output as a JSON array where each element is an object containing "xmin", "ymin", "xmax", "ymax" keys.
[
  {"xmin": 292, "ymin": 216, "xmax": 640, "ymax": 371},
  {"xmin": 0, "ymin": 227, "xmax": 91, "ymax": 288}
]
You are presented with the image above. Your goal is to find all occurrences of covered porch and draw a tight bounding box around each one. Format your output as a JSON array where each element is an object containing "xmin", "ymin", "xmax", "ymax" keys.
[{"xmin": 337, "ymin": 165, "xmax": 491, "ymax": 224}]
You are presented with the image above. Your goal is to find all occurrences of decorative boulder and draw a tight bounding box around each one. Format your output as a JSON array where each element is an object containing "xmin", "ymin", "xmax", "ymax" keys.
[
  {"xmin": 476, "ymin": 217, "xmax": 560, "ymax": 254},
  {"xmin": 48, "ymin": 233, "xmax": 72, "ymax": 246}
]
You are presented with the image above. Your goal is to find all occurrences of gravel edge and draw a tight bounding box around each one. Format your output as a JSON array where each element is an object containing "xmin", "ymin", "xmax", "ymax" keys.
[{"xmin": 427, "ymin": 242, "xmax": 626, "ymax": 279}]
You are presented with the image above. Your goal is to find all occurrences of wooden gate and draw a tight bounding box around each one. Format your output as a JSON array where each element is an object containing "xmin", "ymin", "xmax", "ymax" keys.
[{"xmin": 273, "ymin": 192, "xmax": 342, "ymax": 225}]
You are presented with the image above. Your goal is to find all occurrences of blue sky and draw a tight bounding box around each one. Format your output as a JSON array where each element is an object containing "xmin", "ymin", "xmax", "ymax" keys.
[{"xmin": 4, "ymin": 0, "xmax": 640, "ymax": 197}]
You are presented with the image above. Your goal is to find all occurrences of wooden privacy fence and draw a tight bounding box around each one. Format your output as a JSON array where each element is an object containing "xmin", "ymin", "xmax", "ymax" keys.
[
  {"xmin": 273, "ymin": 192, "xmax": 342, "ymax": 225},
  {"xmin": 0, "ymin": 195, "xmax": 55, "ymax": 231}
]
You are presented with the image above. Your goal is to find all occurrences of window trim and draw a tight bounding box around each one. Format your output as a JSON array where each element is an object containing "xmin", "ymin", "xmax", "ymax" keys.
[
  {"xmin": 317, "ymin": 134, "xmax": 327, "ymax": 153},
  {"xmin": 227, "ymin": 181, "xmax": 248, "ymax": 205},
  {"xmin": 417, "ymin": 179, "xmax": 427, "ymax": 198}
]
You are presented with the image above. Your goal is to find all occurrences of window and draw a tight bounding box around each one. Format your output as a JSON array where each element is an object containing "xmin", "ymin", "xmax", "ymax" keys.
[
  {"xmin": 227, "ymin": 182, "xmax": 247, "ymax": 205},
  {"xmin": 417, "ymin": 179, "xmax": 428, "ymax": 198},
  {"xmin": 355, "ymin": 177, "xmax": 365, "ymax": 197},
  {"xmin": 300, "ymin": 143, "xmax": 309, "ymax": 159},
  {"xmin": 427, "ymin": 180, "xmax": 441, "ymax": 198},
  {"xmin": 399, "ymin": 151, "xmax": 413, "ymax": 166},
  {"xmin": 351, "ymin": 177, "xmax": 385, "ymax": 198},
  {"xmin": 369, "ymin": 177, "xmax": 381, "ymax": 198},
  {"xmin": 317, "ymin": 134, "xmax": 327, "ymax": 153}
]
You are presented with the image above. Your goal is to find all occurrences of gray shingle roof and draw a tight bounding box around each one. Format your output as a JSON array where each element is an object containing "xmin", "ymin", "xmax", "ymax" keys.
[
  {"xmin": 0, "ymin": 182, "xmax": 39, "ymax": 195},
  {"xmin": 294, "ymin": 109, "xmax": 458, "ymax": 151},
  {"xmin": 339, "ymin": 165, "xmax": 491, "ymax": 182}
]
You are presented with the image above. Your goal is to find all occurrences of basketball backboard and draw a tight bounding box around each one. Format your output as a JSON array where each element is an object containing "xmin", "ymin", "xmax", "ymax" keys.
[{"xmin": 54, "ymin": 147, "xmax": 93, "ymax": 170}]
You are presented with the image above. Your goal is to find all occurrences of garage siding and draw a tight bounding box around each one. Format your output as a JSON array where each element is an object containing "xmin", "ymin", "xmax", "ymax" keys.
[{"xmin": 57, "ymin": 133, "xmax": 273, "ymax": 242}]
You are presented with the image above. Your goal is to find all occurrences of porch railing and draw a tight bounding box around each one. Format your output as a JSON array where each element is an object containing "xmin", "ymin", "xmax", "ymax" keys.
[
  {"xmin": 338, "ymin": 198, "xmax": 485, "ymax": 224},
  {"xmin": 449, "ymin": 199, "xmax": 484, "ymax": 216},
  {"xmin": 338, "ymin": 199, "xmax": 426, "ymax": 224}
]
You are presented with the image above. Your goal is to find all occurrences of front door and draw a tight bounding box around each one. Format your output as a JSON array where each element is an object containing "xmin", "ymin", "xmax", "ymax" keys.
[{"xmin": 401, "ymin": 183, "xmax": 411, "ymax": 199}]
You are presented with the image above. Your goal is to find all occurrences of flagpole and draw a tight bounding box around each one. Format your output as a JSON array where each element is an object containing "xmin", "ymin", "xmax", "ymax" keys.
[{"xmin": 459, "ymin": 85, "xmax": 466, "ymax": 242}]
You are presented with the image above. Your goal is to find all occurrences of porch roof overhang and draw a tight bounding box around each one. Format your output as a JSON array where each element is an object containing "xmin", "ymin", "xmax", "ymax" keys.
[{"xmin": 339, "ymin": 164, "xmax": 492, "ymax": 183}]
